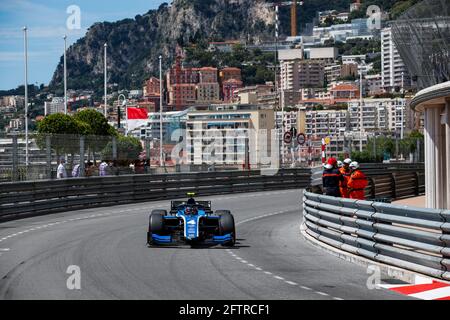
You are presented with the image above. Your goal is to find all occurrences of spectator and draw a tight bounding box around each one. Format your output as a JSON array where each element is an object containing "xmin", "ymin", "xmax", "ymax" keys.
[
  {"xmin": 110, "ymin": 160, "xmax": 119, "ymax": 176},
  {"xmin": 72, "ymin": 163, "xmax": 81, "ymax": 178},
  {"xmin": 144, "ymin": 159, "xmax": 150, "ymax": 174},
  {"xmin": 99, "ymin": 160, "xmax": 109, "ymax": 177},
  {"xmin": 135, "ymin": 160, "xmax": 145, "ymax": 174},
  {"xmin": 85, "ymin": 161, "xmax": 95, "ymax": 177},
  {"xmin": 57, "ymin": 158, "xmax": 67, "ymax": 179}
]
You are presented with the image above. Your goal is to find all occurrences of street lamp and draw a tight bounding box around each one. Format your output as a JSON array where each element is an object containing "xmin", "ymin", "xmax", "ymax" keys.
[
  {"xmin": 400, "ymin": 71, "xmax": 405, "ymax": 140},
  {"xmin": 104, "ymin": 43, "xmax": 108, "ymax": 117},
  {"xmin": 117, "ymin": 94, "xmax": 127, "ymax": 131},
  {"xmin": 358, "ymin": 64, "xmax": 365, "ymax": 152},
  {"xmin": 23, "ymin": 26, "xmax": 29, "ymax": 167},
  {"xmin": 159, "ymin": 55, "xmax": 163, "ymax": 166},
  {"xmin": 63, "ymin": 35, "xmax": 68, "ymax": 115}
]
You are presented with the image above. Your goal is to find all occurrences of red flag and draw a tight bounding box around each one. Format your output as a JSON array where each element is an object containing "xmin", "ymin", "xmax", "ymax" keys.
[{"xmin": 127, "ymin": 107, "xmax": 148, "ymax": 132}]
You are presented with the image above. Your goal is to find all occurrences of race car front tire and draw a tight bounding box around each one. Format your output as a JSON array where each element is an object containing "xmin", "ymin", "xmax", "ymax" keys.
[
  {"xmin": 147, "ymin": 211, "xmax": 165, "ymax": 245},
  {"xmin": 218, "ymin": 212, "xmax": 236, "ymax": 247}
]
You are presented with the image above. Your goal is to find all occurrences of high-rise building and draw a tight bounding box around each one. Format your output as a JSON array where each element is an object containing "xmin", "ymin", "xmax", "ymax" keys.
[
  {"xmin": 381, "ymin": 27, "xmax": 411, "ymax": 92},
  {"xmin": 186, "ymin": 104, "xmax": 275, "ymax": 166},
  {"xmin": 279, "ymin": 59, "xmax": 325, "ymax": 91}
]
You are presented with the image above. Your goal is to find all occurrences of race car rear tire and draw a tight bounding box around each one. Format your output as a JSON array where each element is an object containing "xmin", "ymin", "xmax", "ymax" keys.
[
  {"xmin": 151, "ymin": 209, "xmax": 167, "ymax": 216},
  {"xmin": 218, "ymin": 212, "xmax": 236, "ymax": 247},
  {"xmin": 147, "ymin": 212, "xmax": 165, "ymax": 245},
  {"xmin": 216, "ymin": 210, "xmax": 232, "ymax": 217}
]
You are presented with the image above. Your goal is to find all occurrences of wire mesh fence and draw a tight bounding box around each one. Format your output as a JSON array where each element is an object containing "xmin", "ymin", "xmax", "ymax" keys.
[
  {"xmin": 391, "ymin": 0, "xmax": 450, "ymax": 90},
  {"xmin": 0, "ymin": 130, "xmax": 424, "ymax": 183},
  {"xmin": 0, "ymin": 133, "xmax": 143, "ymax": 182},
  {"xmin": 0, "ymin": 132, "xmax": 302, "ymax": 182}
]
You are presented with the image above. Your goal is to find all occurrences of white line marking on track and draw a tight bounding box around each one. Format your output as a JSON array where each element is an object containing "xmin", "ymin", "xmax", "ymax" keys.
[{"xmin": 226, "ymin": 249, "xmax": 343, "ymax": 299}]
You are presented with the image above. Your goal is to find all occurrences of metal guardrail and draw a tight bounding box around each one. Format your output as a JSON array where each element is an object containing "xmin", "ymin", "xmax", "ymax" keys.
[
  {"xmin": 0, "ymin": 169, "xmax": 310, "ymax": 221},
  {"xmin": 303, "ymin": 190, "xmax": 450, "ymax": 280}
]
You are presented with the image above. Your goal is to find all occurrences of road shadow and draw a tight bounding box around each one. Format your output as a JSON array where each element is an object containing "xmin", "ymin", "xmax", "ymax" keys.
[{"xmin": 146, "ymin": 240, "xmax": 249, "ymax": 250}]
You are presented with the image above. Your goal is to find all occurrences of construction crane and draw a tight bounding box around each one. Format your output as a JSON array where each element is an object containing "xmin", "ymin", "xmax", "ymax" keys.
[{"xmin": 264, "ymin": 1, "xmax": 304, "ymax": 37}]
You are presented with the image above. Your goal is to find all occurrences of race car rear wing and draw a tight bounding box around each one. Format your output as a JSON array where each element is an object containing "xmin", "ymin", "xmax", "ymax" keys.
[{"xmin": 171, "ymin": 201, "xmax": 212, "ymax": 211}]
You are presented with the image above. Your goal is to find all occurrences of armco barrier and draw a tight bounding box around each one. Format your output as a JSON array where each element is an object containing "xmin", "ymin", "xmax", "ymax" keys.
[
  {"xmin": 0, "ymin": 169, "xmax": 310, "ymax": 221},
  {"xmin": 302, "ymin": 190, "xmax": 450, "ymax": 280},
  {"xmin": 0, "ymin": 164, "xmax": 425, "ymax": 222}
]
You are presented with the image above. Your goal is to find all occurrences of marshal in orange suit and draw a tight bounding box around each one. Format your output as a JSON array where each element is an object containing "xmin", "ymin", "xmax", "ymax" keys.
[{"xmin": 347, "ymin": 162, "xmax": 368, "ymax": 200}]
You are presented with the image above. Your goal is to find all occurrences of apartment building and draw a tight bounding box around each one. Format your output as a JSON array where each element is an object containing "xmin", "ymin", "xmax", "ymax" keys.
[
  {"xmin": 0, "ymin": 95, "xmax": 24, "ymax": 108},
  {"xmin": 365, "ymin": 74, "xmax": 383, "ymax": 96},
  {"xmin": 299, "ymin": 60, "xmax": 325, "ymax": 89},
  {"xmin": 185, "ymin": 104, "xmax": 275, "ymax": 166},
  {"xmin": 135, "ymin": 111, "xmax": 187, "ymax": 143},
  {"xmin": 168, "ymin": 84, "xmax": 197, "ymax": 111},
  {"xmin": 196, "ymin": 82, "xmax": 220, "ymax": 103},
  {"xmin": 280, "ymin": 58, "xmax": 325, "ymax": 91},
  {"xmin": 44, "ymin": 97, "xmax": 65, "ymax": 115},
  {"xmin": 347, "ymin": 98, "xmax": 410, "ymax": 133},
  {"xmin": 381, "ymin": 27, "xmax": 411, "ymax": 92},
  {"xmin": 198, "ymin": 67, "xmax": 218, "ymax": 83},
  {"xmin": 222, "ymin": 79, "xmax": 243, "ymax": 103},
  {"xmin": 219, "ymin": 67, "xmax": 242, "ymax": 83},
  {"xmin": 305, "ymin": 47, "xmax": 338, "ymax": 63},
  {"xmin": 325, "ymin": 63, "xmax": 358, "ymax": 83}
]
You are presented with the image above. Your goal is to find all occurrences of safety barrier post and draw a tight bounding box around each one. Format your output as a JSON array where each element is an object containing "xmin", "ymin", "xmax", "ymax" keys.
[
  {"xmin": 79, "ymin": 136, "xmax": 85, "ymax": 178},
  {"xmin": 11, "ymin": 134, "xmax": 18, "ymax": 182},
  {"xmin": 391, "ymin": 173, "xmax": 397, "ymax": 199},
  {"xmin": 112, "ymin": 136, "xmax": 117, "ymax": 161},
  {"xmin": 368, "ymin": 177, "xmax": 376, "ymax": 199},
  {"xmin": 414, "ymin": 171, "xmax": 420, "ymax": 196},
  {"xmin": 45, "ymin": 135, "xmax": 52, "ymax": 180}
]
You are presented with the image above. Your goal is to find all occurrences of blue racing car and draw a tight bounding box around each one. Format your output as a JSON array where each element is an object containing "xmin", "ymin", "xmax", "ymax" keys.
[{"xmin": 147, "ymin": 193, "xmax": 236, "ymax": 247}]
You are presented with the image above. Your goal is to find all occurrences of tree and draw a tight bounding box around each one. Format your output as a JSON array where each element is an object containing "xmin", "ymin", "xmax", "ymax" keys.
[
  {"xmin": 102, "ymin": 135, "xmax": 143, "ymax": 162},
  {"xmin": 72, "ymin": 109, "xmax": 117, "ymax": 163},
  {"xmin": 36, "ymin": 113, "xmax": 89, "ymax": 159},
  {"xmin": 400, "ymin": 130, "xmax": 424, "ymax": 156},
  {"xmin": 72, "ymin": 109, "xmax": 113, "ymax": 136}
]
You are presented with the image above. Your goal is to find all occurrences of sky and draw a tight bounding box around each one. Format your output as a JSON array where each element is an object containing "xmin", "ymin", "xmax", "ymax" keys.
[{"xmin": 0, "ymin": 0, "xmax": 167, "ymax": 90}]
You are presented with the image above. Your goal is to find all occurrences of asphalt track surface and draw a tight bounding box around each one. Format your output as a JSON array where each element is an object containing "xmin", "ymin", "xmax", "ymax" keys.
[{"xmin": 0, "ymin": 190, "xmax": 410, "ymax": 300}]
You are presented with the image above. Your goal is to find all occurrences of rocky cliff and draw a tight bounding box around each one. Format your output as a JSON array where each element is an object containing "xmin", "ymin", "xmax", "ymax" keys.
[{"xmin": 50, "ymin": 0, "xmax": 276, "ymax": 93}]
